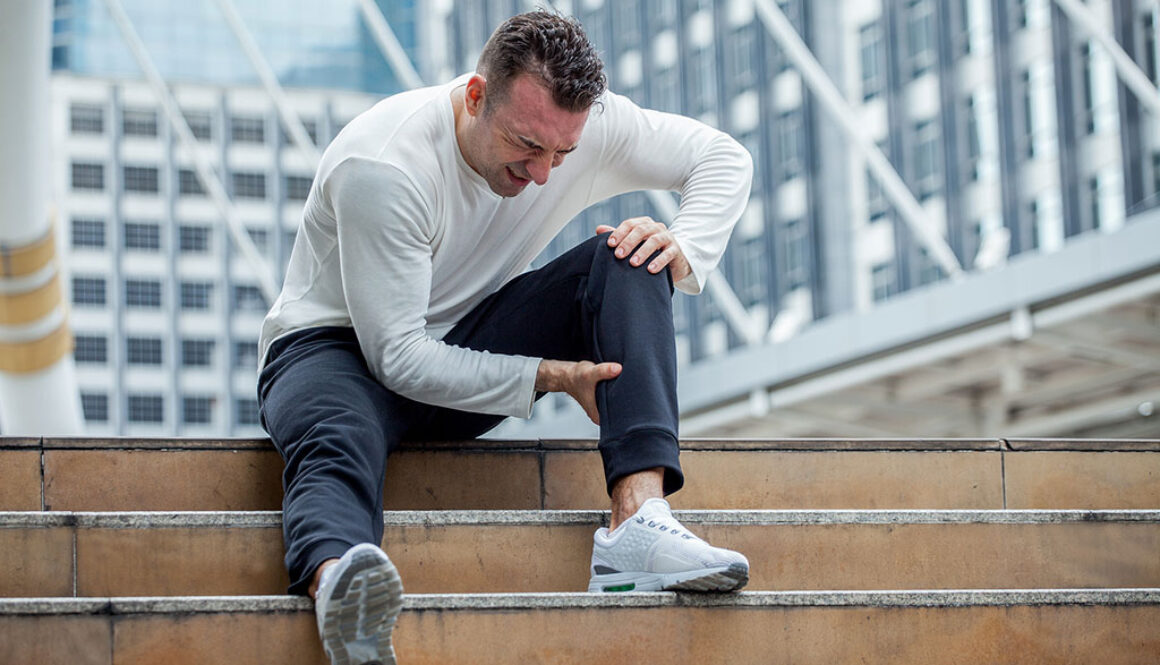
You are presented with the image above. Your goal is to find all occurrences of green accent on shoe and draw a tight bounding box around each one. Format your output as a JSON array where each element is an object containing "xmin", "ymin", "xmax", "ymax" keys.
[{"xmin": 603, "ymin": 583, "xmax": 636, "ymax": 592}]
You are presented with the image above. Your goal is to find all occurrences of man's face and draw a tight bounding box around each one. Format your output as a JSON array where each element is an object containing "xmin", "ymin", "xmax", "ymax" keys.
[{"xmin": 467, "ymin": 74, "xmax": 590, "ymax": 197}]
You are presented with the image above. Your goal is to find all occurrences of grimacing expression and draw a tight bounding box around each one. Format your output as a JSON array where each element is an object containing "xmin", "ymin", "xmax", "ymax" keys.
[{"xmin": 471, "ymin": 74, "xmax": 589, "ymax": 197}]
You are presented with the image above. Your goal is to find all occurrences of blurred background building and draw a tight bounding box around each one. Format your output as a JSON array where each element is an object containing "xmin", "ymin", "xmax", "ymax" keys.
[{"xmin": 42, "ymin": 0, "xmax": 1160, "ymax": 439}]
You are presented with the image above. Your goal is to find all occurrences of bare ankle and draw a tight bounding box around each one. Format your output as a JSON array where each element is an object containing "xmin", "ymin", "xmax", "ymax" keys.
[
  {"xmin": 308, "ymin": 558, "xmax": 341, "ymax": 600},
  {"xmin": 608, "ymin": 467, "xmax": 664, "ymax": 531}
]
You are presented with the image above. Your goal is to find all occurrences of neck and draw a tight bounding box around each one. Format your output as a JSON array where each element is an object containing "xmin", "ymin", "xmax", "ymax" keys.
[{"xmin": 450, "ymin": 86, "xmax": 480, "ymax": 175}]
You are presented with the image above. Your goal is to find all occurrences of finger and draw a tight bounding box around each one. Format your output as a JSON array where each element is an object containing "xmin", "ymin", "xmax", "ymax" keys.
[
  {"xmin": 607, "ymin": 216, "xmax": 651, "ymax": 248},
  {"xmin": 595, "ymin": 224, "xmax": 616, "ymax": 236},
  {"xmin": 594, "ymin": 362, "xmax": 622, "ymax": 379},
  {"xmin": 645, "ymin": 244, "xmax": 680, "ymax": 273},
  {"xmin": 614, "ymin": 221, "xmax": 660, "ymax": 260},
  {"xmin": 629, "ymin": 233, "xmax": 667, "ymax": 267}
]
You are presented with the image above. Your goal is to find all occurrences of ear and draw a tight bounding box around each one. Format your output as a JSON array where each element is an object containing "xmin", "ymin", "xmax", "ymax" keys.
[{"xmin": 464, "ymin": 74, "xmax": 487, "ymax": 117}]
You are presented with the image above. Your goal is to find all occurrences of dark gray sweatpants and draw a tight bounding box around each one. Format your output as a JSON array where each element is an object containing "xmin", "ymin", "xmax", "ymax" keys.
[{"xmin": 257, "ymin": 233, "xmax": 682, "ymax": 594}]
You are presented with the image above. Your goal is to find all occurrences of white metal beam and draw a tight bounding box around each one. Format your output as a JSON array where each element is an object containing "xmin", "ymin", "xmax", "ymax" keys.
[
  {"xmin": 210, "ymin": 0, "xmax": 322, "ymax": 167},
  {"xmin": 1051, "ymin": 0, "xmax": 1160, "ymax": 118},
  {"xmin": 355, "ymin": 0, "xmax": 425, "ymax": 91},
  {"xmin": 101, "ymin": 0, "xmax": 279, "ymax": 303},
  {"xmin": 752, "ymin": 0, "xmax": 964, "ymax": 280}
]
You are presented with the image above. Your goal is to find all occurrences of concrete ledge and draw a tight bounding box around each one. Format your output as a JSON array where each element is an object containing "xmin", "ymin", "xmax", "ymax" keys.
[
  {"xmin": 0, "ymin": 437, "xmax": 39, "ymax": 449},
  {"xmin": 3, "ymin": 589, "xmax": 1159, "ymax": 616},
  {"xmin": 1005, "ymin": 438, "xmax": 1160, "ymax": 451},
  {"xmin": 3, "ymin": 509, "xmax": 1159, "ymax": 529},
  {"xmin": 6, "ymin": 436, "xmax": 1158, "ymax": 452}
]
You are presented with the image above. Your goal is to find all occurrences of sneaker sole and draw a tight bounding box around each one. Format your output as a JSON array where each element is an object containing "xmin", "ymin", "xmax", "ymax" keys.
[
  {"xmin": 320, "ymin": 548, "xmax": 405, "ymax": 665},
  {"xmin": 588, "ymin": 562, "xmax": 749, "ymax": 593}
]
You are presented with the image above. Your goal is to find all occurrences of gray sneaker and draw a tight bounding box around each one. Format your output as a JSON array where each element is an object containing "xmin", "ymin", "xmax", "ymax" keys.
[{"xmin": 314, "ymin": 543, "xmax": 404, "ymax": 665}]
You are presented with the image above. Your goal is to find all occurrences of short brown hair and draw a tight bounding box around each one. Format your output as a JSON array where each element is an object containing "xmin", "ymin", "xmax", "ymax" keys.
[{"xmin": 477, "ymin": 10, "xmax": 607, "ymax": 113}]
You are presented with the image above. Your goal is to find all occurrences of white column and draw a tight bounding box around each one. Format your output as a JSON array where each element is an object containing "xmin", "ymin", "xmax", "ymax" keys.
[{"xmin": 0, "ymin": 0, "xmax": 83, "ymax": 434}]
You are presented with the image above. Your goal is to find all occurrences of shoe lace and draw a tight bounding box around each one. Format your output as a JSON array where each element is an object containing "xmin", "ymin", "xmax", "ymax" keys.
[{"xmin": 635, "ymin": 512, "xmax": 700, "ymax": 541}]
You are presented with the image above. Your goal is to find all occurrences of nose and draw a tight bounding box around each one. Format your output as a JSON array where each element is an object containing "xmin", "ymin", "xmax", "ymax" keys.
[{"xmin": 526, "ymin": 154, "xmax": 553, "ymax": 185}]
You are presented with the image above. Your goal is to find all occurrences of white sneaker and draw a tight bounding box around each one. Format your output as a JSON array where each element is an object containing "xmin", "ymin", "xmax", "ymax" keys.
[
  {"xmin": 588, "ymin": 498, "xmax": 749, "ymax": 593},
  {"xmin": 314, "ymin": 543, "xmax": 404, "ymax": 665}
]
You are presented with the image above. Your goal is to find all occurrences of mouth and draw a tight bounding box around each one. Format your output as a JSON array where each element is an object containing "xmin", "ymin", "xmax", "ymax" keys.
[{"xmin": 506, "ymin": 166, "xmax": 531, "ymax": 187}]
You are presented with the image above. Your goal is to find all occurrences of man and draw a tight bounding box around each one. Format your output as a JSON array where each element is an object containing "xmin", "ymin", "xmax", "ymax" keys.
[{"xmin": 258, "ymin": 10, "xmax": 752, "ymax": 665}]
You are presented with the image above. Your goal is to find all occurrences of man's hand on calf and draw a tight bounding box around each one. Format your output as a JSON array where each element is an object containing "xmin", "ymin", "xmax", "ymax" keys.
[
  {"xmin": 535, "ymin": 359, "xmax": 621, "ymax": 425},
  {"xmin": 596, "ymin": 216, "xmax": 691, "ymax": 283}
]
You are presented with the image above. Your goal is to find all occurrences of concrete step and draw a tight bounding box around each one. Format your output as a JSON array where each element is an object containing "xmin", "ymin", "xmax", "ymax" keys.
[
  {"xmin": 3, "ymin": 590, "xmax": 1158, "ymax": 664},
  {"xmin": 4, "ymin": 510, "xmax": 1158, "ymax": 597},
  {"xmin": 3, "ymin": 436, "xmax": 1159, "ymax": 511}
]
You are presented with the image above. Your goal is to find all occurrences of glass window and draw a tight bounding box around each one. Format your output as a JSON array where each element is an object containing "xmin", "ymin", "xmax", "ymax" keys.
[
  {"xmin": 280, "ymin": 119, "xmax": 319, "ymax": 146},
  {"xmin": 867, "ymin": 170, "xmax": 889, "ymax": 221},
  {"xmin": 72, "ymin": 277, "xmax": 106, "ymax": 306},
  {"xmin": 729, "ymin": 26, "xmax": 756, "ymax": 90},
  {"xmin": 181, "ymin": 339, "xmax": 215, "ymax": 367},
  {"xmin": 651, "ymin": 67, "xmax": 680, "ymax": 113},
  {"xmin": 122, "ymin": 108, "xmax": 158, "ymax": 137},
  {"xmin": 70, "ymin": 104, "xmax": 104, "ymax": 134},
  {"xmin": 1081, "ymin": 43, "xmax": 1095, "ymax": 134},
  {"xmin": 871, "ymin": 262, "xmax": 897, "ymax": 301},
  {"xmin": 123, "ymin": 165, "xmax": 160, "ymax": 194},
  {"xmin": 71, "ymin": 162, "xmax": 104, "ymax": 191},
  {"xmin": 230, "ymin": 115, "xmax": 265, "ymax": 143},
  {"xmin": 285, "ymin": 175, "xmax": 312, "ymax": 201},
  {"xmin": 965, "ymin": 96, "xmax": 981, "ymax": 182},
  {"xmin": 72, "ymin": 218, "xmax": 105, "ymax": 249},
  {"xmin": 907, "ymin": 0, "xmax": 936, "ymax": 78},
  {"xmin": 180, "ymin": 281, "xmax": 213, "ymax": 310},
  {"xmin": 860, "ymin": 21, "xmax": 884, "ymax": 101},
  {"xmin": 183, "ymin": 111, "xmax": 213, "ymax": 141},
  {"xmin": 235, "ymin": 397, "xmax": 260, "ymax": 426},
  {"xmin": 232, "ymin": 172, "xmax": 266, "ymax": 199},
  {"xmin": 234, "ymin": 340, "xmax": 259, "ymax": 368},
  {"xmin": 179, "ymin": 169, "xmax": 206, "ymax": 196},
  {"xmin": 81, "ymin": 392, "xmax": 109, "ymax": 423},
  {"xmin": 127, "ymin": 394, "xmax": 164, "ymax": 423},
  {"xmin": 74, "ymin": 335, "xmax": 107, "ymax": 364},
  {"xmin": 124, "ymin": 222, "xmax": 161, "ymax": 251},
  {"xmin": 247, "ymin": 227, "xmax": 269, "ymax": 255},
  {"xmin": 781, "ymin": 218, "xmax": 809, "ymax": 290},
  {"xmin": 913, "ymin": 120, "xmax": 941, "ymax": 200},
  {"xmin": 917, "ymin": 248, "xmax": 944, "ymax": 285},
  {"xmin": 777, "ymin": 110, "xmax": 802, "ymax": 182},
  {"xmin": 232, "ymin": 285, "xmax": 267, "ymax": 313},
  {"xmin": 182, "ymin": 396, "xmax": 213, "ymax": 425},
  {"xmin": 126, "ymin": 337, "xmax": 163, "ymax": 365},
  {"xmin": 179, "ymin": 225, "xmax": 211, "ymax": 253},
  {"xmin": 1145, "ymin": 12, "xmax": 1158, "ymax": 85},
  {"xmin": 125, "ymin": 279, "xmax": 162, "ymax": 308}
]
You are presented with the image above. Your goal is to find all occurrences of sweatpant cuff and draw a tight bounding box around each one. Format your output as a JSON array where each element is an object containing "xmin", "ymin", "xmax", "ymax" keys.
[
  {"xmin": 287, "ymin": 538, "xmax": 354, "ymax": 596},
  {"xmin": 599, "ymin": 427, "xmax": 683, "ymax": 497}
]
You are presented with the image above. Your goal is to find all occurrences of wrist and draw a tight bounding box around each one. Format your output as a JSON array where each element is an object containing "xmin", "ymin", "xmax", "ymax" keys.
[{"xmin": 535, "ymin": 359, "xmax": 567, "ymax": 392}]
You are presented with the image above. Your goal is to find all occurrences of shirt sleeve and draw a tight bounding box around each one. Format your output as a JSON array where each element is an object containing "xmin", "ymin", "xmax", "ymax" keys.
[
  {"xmin": 327, "ymin": 157, "xmax": 541, "ymax": 418},
  {"xmin": 587, "ymin": 92, "xmax": 754, "ymax": 295}
]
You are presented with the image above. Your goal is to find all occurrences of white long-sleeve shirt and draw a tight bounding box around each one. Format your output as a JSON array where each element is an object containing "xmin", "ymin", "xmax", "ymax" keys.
[{"xmin": 259, "ymin": 75, "xmax": 753, "ymax": 419}]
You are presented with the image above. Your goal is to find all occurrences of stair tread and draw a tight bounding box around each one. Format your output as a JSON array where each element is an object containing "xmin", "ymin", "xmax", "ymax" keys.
[
  {"xmin": 5, "ymin": 588, "xmax": 1160, "ymax": 615},
  {"xmin": 7, "ymin": 436, "xmax": 1159, "ymax": 451},
  {"xmin": 4, "ymin": 508, "xmax": 1160, "ymax": 528}
]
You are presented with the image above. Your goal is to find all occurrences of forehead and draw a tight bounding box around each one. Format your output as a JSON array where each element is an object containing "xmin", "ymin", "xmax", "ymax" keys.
[{"xmin": 491, "ymin": 74, "xmax": 589, "ymax": 148}]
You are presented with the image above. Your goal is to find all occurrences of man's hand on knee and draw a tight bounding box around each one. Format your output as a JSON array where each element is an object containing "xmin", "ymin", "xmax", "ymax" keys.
[
  {"xmin": 596, "ymin": 217, "xmax": 691, "ymax": 283},
  {"xmin": 535, "ymin": 359, "xmax": 621, "ymax": 425}
]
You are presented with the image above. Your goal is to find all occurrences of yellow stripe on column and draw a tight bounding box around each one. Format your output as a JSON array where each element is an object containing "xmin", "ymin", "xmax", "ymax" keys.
[
  {"xmin": 0, "ymin": 274, "xmax": 62, "ymax": 325},
  {"xmin": 0, "ymin": 228, "xmax": 55, "ymax": 278},
  {"xmin": 0, "ymin": 324, "xmax": 72, "ymax": 373}
]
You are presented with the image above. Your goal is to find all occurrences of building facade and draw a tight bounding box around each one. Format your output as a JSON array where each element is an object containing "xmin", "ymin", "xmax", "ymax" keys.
[
  {"xmin": 50, "ymin": 0, "xmax": 1158, "ymax": 436},
  {"xmin": 435, "ymin": 0, "xmax": 1157, "ymax": 369}
]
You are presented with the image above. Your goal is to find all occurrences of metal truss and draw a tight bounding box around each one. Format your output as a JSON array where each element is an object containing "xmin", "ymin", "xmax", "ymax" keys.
[{"xmin": 101, "ymin": 0, "xmax": 280, "ymax": 302}]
